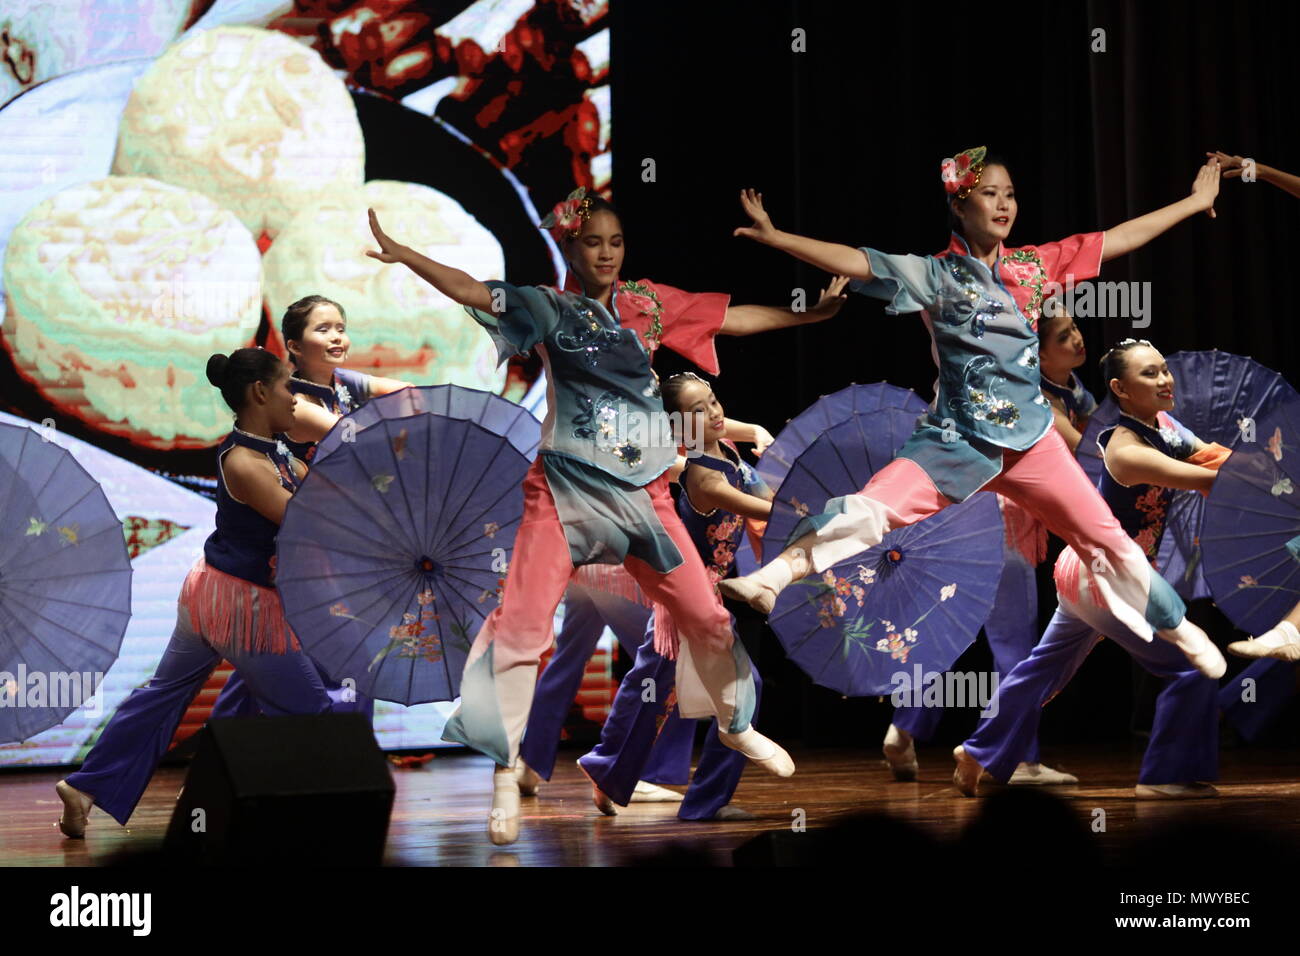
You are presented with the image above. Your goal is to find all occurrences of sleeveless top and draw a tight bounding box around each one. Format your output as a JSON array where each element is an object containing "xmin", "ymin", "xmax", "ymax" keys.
[
  {"xmin": 677, "ymin": 442, "xmax": 771, "ymax": 586},
  {"xmin": 1097, "ymin": 411, "xmax": 1198, "ymax": 565},
  {"xmin": 1039, "ymin": 370, "xmax": 1098, "ymax": 429},
  {"xmin": 203, "ymin": 429, "xmax": 301, "ymax": 587},
  {"xmin": 282, "ymin": 367, "xmax": 373, "ymax": 461}
]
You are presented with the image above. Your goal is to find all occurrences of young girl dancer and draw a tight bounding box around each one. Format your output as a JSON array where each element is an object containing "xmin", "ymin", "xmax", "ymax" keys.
[
  {"xmin": 575, "ymin": 372, "xmax": 776, "ymax": 821},
  {"xmin": 721, "ymin": 148, "xmax": 1227, "ymax": 682},
  {"xmin": 1037, "ymin": 304, "xmax": 1096, "ymax": 452},
  {"xmin": 955, "ymin": 339, "xmax": 1230, "ymax": 798},
  {"xmin": 54, "ymin": 349, "xmax": 366, "ymax": 836},
  {"xmin": 278, "ymin": 294, "xmax": 412, "ymax": 461},
  {"xmin": 366, "ymin": 191, "xmax": 833, "ymax": 844}
]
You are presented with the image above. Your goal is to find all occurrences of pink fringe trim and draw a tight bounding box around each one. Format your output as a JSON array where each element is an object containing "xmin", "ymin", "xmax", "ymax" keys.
[
  {"xmin": 1053, "ymin": 548, "xmax": 1082, "ymax": 607},
  {"xmin": 570, "ymin": 563, "xmax": 654, "ymax": 609},
  {"xmin": 180, "ymin": 558, "xmax": 300, "ymax": 655},
  {"xmin": 652, "ymin": 602, "xmax": 679, "ymax": 661},
  {"xmin": 998, "ymin": 494, "xmax": 1048, "ymax": 566}
]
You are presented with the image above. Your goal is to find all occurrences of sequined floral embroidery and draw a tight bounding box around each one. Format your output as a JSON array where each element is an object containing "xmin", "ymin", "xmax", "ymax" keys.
[
  {"xmin": 555, "ymin": 306, "xmax": 624, "ymax": 367},
  {"xmin": 951, "ymin": 356, "xmax": 1021, "ymax": 427},
  {"xmin": 944, "ymin": 261, "xmax": 1007, "ymax": 338},
  {"xmin": 618, "ymin": 280, "xmax": 665, "ymax": 354},
  {"xmin": 573, "ymin": 390, "xmax": 643, "ymax": 467},
  {"xmin": 1000, "ymin": 248, "xmax": 1048, "ymax": 324}
]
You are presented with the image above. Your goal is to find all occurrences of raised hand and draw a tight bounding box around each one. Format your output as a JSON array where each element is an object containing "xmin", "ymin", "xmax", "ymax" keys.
[
  {"xmin": 1191, "ymin": 158, "xmax": 1221, "ymax": 218},
  {"xmin": 734, "ymin": 188, "xmax": 779, "ymax": 244},
  {"xmin": 808, "ymin": 275, "xmax": 851, "ymax": 320},
  {"xmin": 1206, "ymin": 150, "xmax": 1248, "ymax": 180},
  {"xmin": 366, "ymin": 208, "xmax": 405, "ymax": 263},
  {"xmin": 751, "ymin": 425, "xmax": 775, "ymax": 457}
]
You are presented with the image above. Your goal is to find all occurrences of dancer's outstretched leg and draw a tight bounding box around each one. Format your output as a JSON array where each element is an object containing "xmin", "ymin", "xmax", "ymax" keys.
[{"xmin": 721, "ymin": 457, "xmax": 950, "ymax": 613}]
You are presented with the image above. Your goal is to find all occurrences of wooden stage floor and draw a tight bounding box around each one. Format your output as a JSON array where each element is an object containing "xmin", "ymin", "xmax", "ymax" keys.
[{"xmin": 4, "ymin": 744, "xmax": 1298, "ymax": 867}]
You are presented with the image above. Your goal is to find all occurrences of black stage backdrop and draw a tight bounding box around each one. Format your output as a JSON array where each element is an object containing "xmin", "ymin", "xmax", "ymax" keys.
[{"xmin": 607, "ymin": 0, "xmax": 1300, "ymax": 747}]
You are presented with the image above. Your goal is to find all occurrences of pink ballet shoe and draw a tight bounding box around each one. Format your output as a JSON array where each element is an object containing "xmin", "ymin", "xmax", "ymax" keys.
[
  {"xmin": 718, "ymin": 727, "xmax": 795, "ymax": 777},
  {"xmin": 717, "ymin": 576, "xmax": 779, "ymax": 615},
  {"xmin": 55, "ymin": 780, "xmax": 93, "ymax": 839},
  {"xmin": 952, "ymin": 746, "xmax": 984, "ymax": 797},
  {"xmin": 488, "ymin": 766, "xmax": 521, "ymax": 846}
]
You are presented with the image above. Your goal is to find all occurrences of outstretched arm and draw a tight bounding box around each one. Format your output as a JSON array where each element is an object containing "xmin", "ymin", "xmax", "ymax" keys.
[
  {"xmin": 1101, "ymin": 159, "xmax": 1221, "ymax": 262},
  {"xmin": 734, "ymin": 189, "xmax": 873, "ymax": 280},
  {"xmin": 721, "ymin": 276, "xmax": 850, "ymax": 335},
  {"xmin": 367, "ymin": 209, "xmax": 495, "ymax": 312},
  {"xmin": 1104, "ymin": 429, "xmax": 1216, "ymax": 493},
  {"xmin": 687, "ymin": 467, "xmax": 774, "ymax": 521},
  {"xmin": 1209, "ymin": 151, "xmax": 1300, "ymax": 201},
  {"xmin": 722, "ymin": 418, "xmax": 774, "ymax": 455}
]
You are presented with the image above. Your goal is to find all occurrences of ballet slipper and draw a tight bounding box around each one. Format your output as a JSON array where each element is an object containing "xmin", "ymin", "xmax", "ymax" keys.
[
  {"xmin": 514, "ymin": 759, "xmax": 542, "ymax": 797},
  {"xmin": 952, "ymin": 745, "xmax": 984, "ymax": 797},
  {"xmin": 591, "ymin": 784, "xmax": 618, "ymax": 816},
  {"xmin": 882, "ymin": 723, "xmax": 918, "ymax": 781},
  {"xmin": 488, "ymin": 766, "xmax": 521, "ymax": 846},
  {"xmin": 1155, "ymin": 618, "xmax": 1226, "ymax": 679},
  {"xmin": 718, "ymin": 726, "xmax": 795, "ymax": 777},
  {"xmin": 55, "ymin": 780, "xmax": 93, "ymax": 839},
  {"xmin": 1134, "ymin": 782, "xmax": 1219, "ymax": 800},
  {"xmin": 1227, "ymin": 621, "xmax": 1300, "ymax": 662},
  {"xmin": 707, "ymin": 805, "xmax": 756, "ymax": 821},
  {"xmin": 717, "ymin": 576, "xmax": 779, "ymax": 615},
  {"xmin": 630, "ymin": 781, "xmax": 684, "ymax": 803},
  {"xmin": 1007, "ymin": 762, "xmax": 1078, "ymax": 786}
]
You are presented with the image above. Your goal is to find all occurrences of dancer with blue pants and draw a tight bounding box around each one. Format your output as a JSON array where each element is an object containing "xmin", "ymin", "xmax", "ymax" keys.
[
  {"xmin": 574, "ymin": 372, "xmax": 775, "ymax": 820},
  {"xmin": 956, "ymin": 340, "xmax": 1230, "ymax": 799},
  {"xmin": 55, "ymin": 349, "xmax": 369, "ymax": 835}
]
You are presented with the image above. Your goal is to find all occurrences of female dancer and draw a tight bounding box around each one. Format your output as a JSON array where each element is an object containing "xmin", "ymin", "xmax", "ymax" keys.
[
  {"xmin": 883, "ymin": 304, "xmax": 1088, "ymax": 783},
  {"xmin": 278, "ymin": 294, "xmax": 411, "ymax": 461},
  {"xmin": 574, "ymin": 371, "xmax": 776, "ymax": 821},
  {"xmin": 54, "ymin": 349, "xmax": 366, "ymax": 836},
  {"xmin": 955, "ymin": 339, "xmax": 1230, "ymax": 798},
  {"xmin": 366, "ymin": 190, "xmax": 836, "ymax": 844},
  {"xmin": 721, "ymin": 148, "xmax": 1227, "ymax": 682}
]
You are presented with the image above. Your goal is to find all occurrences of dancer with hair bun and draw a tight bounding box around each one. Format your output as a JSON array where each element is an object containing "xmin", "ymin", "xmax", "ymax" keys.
[{"xmin": 54, "ymin": 349, "xmax": 367, "ymax": 837}]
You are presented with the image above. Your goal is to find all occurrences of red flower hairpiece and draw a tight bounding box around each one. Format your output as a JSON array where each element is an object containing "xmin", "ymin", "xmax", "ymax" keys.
[
  {"xmin": 941, "ymin": 146, "xmax": 988, "ymax": 199},
  {"xmin": 540, "ymin": 187, "xmax": 593, "ymax": 242}
]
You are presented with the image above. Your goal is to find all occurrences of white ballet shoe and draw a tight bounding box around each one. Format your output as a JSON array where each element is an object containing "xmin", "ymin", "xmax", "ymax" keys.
[
  {"xmin": 630, "ymin": 781, "xmax": 684, "ymax": 803},
  {"xmin": 1227, "ymin": 621, "xmax": 1300, "ymax": 662},
  {"xmin": 718, "ymin": 726, "xmax": 795, "ymax": 777},
  {"xmin": 488, "ymin": 766, "xmax": 521, "ymax": 846},
  {"xmin": 717, "ymin": 576, "xmax": 779, "ymax": 615},
  {"xmin": 952, "ymin": 745, "xmax": 984, "ymax": 797},
  {"xmin": 1007, "ymin": 762, "xmax": 1078, "ymax": 786},
  {"xmin": 1156, "ymin": 619, "xmax": 1226, "ymax": 679},
  {"xmin": 881, "ymin": 724, "xmax": 918, "ymax": 781},
  {"xmin": 55, "ymin": 780, "xmax": 93, "ymax": 839},
  {"xmin": 1135, "ymin": 782, "xmax": 1219, "ymax": 800},
  {"xmin": 514, "ymin": 759, "xmax": 542, "ymax": 797}
]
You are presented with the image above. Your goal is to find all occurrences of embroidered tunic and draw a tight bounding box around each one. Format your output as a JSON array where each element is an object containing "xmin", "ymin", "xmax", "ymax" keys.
[
  {"xmin": 1040, "ymin": 371, "xmax": 1098, "ymax": 429},
  {"xmin": 283, "ymin": 367, "xmax": 373, "ymax": 461},
  {"xmin": 468, "ymin": 276, "xmax": 728, "ymax": 572},
  {"xmin": 1097, "ymin": 411, "xmax": 1199, "ymax": 566},
  {"xmin": 677, "ymin": 442, "xmax": 772, "ymax": 588},
  {"xmin": 854, "ymin": 231, "xmax": 1105, "ymax": 500}
]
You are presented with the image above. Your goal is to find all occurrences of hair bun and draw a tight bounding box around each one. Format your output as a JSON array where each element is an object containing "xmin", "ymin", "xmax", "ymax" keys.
[{"xmin": 205, "ymin": 353, "xmax": 229, "ymax": 388}]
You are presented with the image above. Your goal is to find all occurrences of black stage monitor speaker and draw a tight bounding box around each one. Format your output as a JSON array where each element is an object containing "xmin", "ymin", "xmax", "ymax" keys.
[{"xmin": 164, "ymin": 713, "xmax": 395, "ymax": 866}]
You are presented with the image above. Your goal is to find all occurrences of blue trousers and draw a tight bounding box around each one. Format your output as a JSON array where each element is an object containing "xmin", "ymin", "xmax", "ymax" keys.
[
  {"xmin": 66, "ymin": 604, "xmax": 368, "ymax": 826},
  {"xmin": 578, "ymin": 609, "xmax": 761, "ymax": 820},
  {"xmin": 211, "ymin": 663, "xmax": 375, "ymax": 721},
  {"xmin": 963, "ymin": 601, "xmax": 1219, "ymax": 784},
  {"xmin": 1219, "ymin": 658, "xmax": 1298, "ymax": 743},
  {"xmin": 892, "ymin": 553, "xmax": 1042, "ymax": 763}
]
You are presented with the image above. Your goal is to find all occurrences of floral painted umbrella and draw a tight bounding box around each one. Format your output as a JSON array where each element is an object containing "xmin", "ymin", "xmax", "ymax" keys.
[
  {"xmin": 0, "ymin": 422, "xmax": 132, "ymax": 743},
  {"xmin": 275, "ymin": 405, "xmax": 536, "ymax": 706},
  {"xmin": 763, "ymin": 411, "xmax": 1004, "ymax": 696},
  {"xmin": 1076, "ymin": 350, "xmax": 1295, "ymax": 599},
  {"xmin": 1202, "ymin": 395, "xmax": 1300, "ymax": 636}
]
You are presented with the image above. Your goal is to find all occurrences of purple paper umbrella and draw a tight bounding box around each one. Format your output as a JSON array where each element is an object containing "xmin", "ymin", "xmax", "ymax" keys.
[
  {"xmin": 763, "ymin": 411, "xmax": 1004, "ymax": 697},
  {"xmin": 1202, "ymin": 394, "xmax": 1300, "ymax": 636},
  {"xmin": 276, "ymin": 392, "xmax": 538, "ymax": 706},
  {"xmin": 1077, "ymin": 350, "xmax": 1296, "ymax": 599},
  {"xmin": 0, "ymin": 422, "xmax": 132, "ymax": 743}
]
